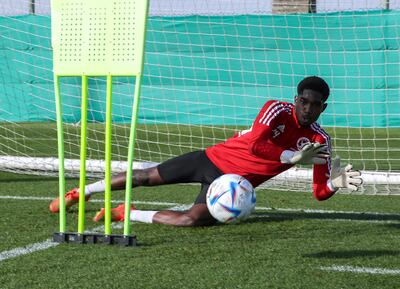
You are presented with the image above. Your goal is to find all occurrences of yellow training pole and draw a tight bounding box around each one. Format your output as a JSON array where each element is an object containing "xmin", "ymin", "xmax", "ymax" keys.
[
  {"xmin": 54, "ymin": 75, "xmax": 66, "ymax": 233},
  {"xmin": 78, "ymin": 75, "xmax": 88, "ymax": 234},
  {"xmin": 124, "ymin": 75, "xmax": 143, "ymax": 236},
  {"xmin": 51, "ymin": 0, "xmax": 149, "ymax": 246},
  {"xmin": 104, "ymin": 75, "xmax": 113, "ymax": 235}
]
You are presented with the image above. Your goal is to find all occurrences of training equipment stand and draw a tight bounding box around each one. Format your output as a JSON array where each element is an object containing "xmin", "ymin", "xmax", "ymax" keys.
[
  {"xmin": 53, "ymin": 232, "xmax": 137, "ymax": 247},
  {"xmin": 51, "ymin": 0, "xmax": 149, "ymax": 246}
]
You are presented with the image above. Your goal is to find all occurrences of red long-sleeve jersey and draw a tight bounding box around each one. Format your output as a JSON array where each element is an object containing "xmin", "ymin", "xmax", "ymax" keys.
[{"xmin": 205, "ymin": 100, "xmax": 337, "ymax": 201}]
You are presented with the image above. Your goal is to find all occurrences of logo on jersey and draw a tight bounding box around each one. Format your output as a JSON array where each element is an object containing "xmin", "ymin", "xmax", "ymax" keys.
[
  {"xmin": 296, "ymin": 137, "xmax": 310, "ymax": 150},
  {"xmin": 272, "ymin": 125, "xmax": 285, "ymax": 138}
]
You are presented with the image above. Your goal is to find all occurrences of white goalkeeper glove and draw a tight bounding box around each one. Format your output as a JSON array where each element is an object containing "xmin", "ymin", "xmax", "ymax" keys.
[
  {"xmin": 281, "ymin": 143, "xmax": 330, "ymax": 165},
  {"xmin": 330, "ymin": 156, "xmax": 363, "ymax": 191}
]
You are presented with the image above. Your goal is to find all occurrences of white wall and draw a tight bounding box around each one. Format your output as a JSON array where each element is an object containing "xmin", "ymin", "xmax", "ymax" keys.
[
  {"xmin": 390, "ymin": 0, "xmax": 400, "ymax": 9},
  {"xmin": 150, "ymin": 0, "xmax": 272, "ymax": 15},
  {"xmin": 0, "ymin": 0, "xmax": 273, "ymax": 16},
  {"xmin": 318, "ymin": 0, "xmax": 400, "ymax": 12},
  {"xmin": 1, "ymin": 0, "xmax": 400, "ymax": 16},
  {"xmin": 0, "ymin": 0, "xmax": 31, "ymax": 16}
]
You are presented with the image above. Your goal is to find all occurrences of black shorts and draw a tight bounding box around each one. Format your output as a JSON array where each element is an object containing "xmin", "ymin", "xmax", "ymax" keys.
[{"xmin": 157, "ymin": 150, "xmax": 223, "ymax": 204}]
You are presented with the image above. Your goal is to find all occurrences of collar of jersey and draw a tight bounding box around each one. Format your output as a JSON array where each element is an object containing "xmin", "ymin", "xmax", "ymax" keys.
[{"xmin": 291, "ymin": 106, "xmax": 302, "ymax": 128}]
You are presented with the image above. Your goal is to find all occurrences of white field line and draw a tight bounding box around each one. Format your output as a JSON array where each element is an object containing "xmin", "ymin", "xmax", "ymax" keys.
[
  {"xmin": 324, "ymin": 219, "xmax": 400, "ymax": 224},
  {"xmin": 320, "ymin": 265, "xmax": 400, "ymax": 275},
  {"xmin": 0, "ymin": 222, "xmax": 122, "ymax": 262},
  {"xmin": 0, "ymin": 195, "xmax": 179, "ymax": 207},
  {"xmin": 251, "ymin": 214, "xmax": 400, "ymax": 224},
  {"xmin": 1, "ymin": 194, "xmax": 400, "ymax": 218},
  {"xmin": 254, "ymin": 206, "xmax": 400, "ymax": 217},
  {"xmin": 0, "ymin": 200, "xmax": 186, "ymax": 263},
  {"xmin": 0, "ymin": 240, "xmax": 58, "ymax": 262},
  {"xmin": 1, "ymin": 194, "xmax": 400, "ymax": 263},
  {"xmin": 0, "ymin": 198, "xmax": 191, "ymax": 263}
]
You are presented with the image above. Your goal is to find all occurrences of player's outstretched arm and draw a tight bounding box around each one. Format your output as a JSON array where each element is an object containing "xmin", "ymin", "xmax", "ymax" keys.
[
  {"xmin": 330, "ymin": 156, "xmax": 363, "ymax": 191},
  {"xmin": 280, "ymin": 142, "xmax": 329, "ymax": 165}
]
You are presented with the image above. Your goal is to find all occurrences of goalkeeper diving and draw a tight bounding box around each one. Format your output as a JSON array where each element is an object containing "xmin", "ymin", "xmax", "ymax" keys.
[{"xmin": 49, "ymin": 76, "xmax": 363, "ymax": 226}]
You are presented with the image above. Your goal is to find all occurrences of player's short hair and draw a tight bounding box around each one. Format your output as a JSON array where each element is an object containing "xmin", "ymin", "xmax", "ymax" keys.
[{"xmin": 297, "ymin": 76, "xmax": 330, "ymax": 102}]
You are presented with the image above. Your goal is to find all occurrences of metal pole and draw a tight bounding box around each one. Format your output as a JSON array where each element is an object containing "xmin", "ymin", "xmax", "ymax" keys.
[{"xmin": 30, "ymin": 0, "xmax": 35, "ymax": 14}]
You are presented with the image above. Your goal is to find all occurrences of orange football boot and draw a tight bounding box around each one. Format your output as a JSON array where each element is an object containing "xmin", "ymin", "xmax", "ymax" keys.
[
  {"xmin": 49, "ymin": 188, "xmax": 90, "ymax": 213},
  {"xmin": 93, "ymin": 203, "xmax": 134, "ymax": 222}
]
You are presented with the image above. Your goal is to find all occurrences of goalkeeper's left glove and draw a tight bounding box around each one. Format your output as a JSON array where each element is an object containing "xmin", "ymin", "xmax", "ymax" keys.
[
  {"xmin": 331, "ymin": 156, "xmax": 363, "ymax": 191},
  {"xmin": 280, "ymin": 142, "xmax": 329, "ymax": 165}
]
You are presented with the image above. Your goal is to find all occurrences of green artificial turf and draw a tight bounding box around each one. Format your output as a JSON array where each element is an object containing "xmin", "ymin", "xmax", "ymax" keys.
[{"xmin": 1, "ymin": 171, "xmax": 400, "ymax": 289}]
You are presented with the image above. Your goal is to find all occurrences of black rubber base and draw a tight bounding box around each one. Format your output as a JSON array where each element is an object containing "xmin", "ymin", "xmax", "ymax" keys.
[{"xmin": 53, "ymin": 232, "xmax": 137, "ymax": 247}]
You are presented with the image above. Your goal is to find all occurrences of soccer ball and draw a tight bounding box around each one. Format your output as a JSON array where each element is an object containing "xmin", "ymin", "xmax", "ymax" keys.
[{"xmin": 206, "ymin": 174, "xmax": 256, "ymax": 223}]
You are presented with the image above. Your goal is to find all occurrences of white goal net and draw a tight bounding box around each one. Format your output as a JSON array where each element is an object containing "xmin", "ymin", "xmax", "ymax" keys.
[{"xmin": 0, "ymin": 0, "xmax": 399, "ymax": 194}]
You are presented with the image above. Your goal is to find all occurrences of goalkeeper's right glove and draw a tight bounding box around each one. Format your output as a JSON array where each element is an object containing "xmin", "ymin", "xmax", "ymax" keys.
[
  {"xmin": 280, "ymin": 142, "xmax": 329, "ymax": 165},
  {"xmin": 330, "ymin": 156, "xmax": 363, "ymax": 191}
]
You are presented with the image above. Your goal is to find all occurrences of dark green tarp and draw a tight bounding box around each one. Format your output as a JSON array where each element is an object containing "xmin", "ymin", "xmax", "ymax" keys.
[{"xmin": 1, "ymin": 11, "xmax": 399, "ymax": 127}]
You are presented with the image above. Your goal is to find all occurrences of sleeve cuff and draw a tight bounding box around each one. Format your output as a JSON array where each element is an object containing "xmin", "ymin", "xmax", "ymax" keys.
[{"xmin": 327, "ymin": 179, "xmax": 339, "ymax": 192}]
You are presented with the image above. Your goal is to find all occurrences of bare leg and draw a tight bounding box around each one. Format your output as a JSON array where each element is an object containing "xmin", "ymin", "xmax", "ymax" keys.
[
  {"xmin": 111, "ymin": 166, "xmax": 164, "ymax": 190},
  {"xmin": 152, "ymin": 204, "xmax": 216, "ymax": 227}
]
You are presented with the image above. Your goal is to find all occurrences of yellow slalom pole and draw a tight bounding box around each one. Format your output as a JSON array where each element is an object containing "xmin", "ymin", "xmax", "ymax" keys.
[
  {"xmin": 54, "ymin": 75, "xmax": 66, "ymax": 233},
  {"xmin": 104, "ymin": 75, "xmax": 113, "ymax": 235},
  {"xmin": 78, "ymin": 75, "xmax": 88, "ymax": 234},
  {"xmin": 124, "ymin": 75, "xmax": 143, "ymax": 236}
]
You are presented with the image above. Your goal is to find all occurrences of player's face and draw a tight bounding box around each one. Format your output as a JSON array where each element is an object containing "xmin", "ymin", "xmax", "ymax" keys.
[{"xmin": 294, "ymin": 89, "xmax": 327, "ymax": 126}]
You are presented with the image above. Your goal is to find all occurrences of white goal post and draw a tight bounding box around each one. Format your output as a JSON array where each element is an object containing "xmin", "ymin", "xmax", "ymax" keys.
[{"xmin": 1, "ymin": 0, "xmax": 400, "ymax": 194}]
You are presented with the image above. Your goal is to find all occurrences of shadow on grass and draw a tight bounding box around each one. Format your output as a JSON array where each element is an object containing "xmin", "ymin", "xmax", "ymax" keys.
[
  {"xmin": 0, "ymin": 176, "xmax": 58, "ymax": 183},
  {"xmin": 384, "ymin": 223, "xmax": 400, "ymax": 230},
  {"xmin": 67, "ymin": 208, "xmax": 102, "ymax": 214},
  {"xmin": 246, "ymin": 210, "xmax": 400, "ymax": 223},
  {"xmin": 303, "ymin": 249, "xmax": 400, "ymax": 259}
]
